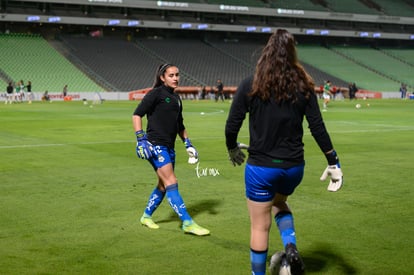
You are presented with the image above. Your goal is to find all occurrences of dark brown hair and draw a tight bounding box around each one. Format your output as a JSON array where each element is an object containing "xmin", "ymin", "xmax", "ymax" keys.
[
  {"xmin": 153, "ymin": 63, "xmax": 175, "ymax": 88},
  {"xmin": 250, "ymin": 29, "xmax": 315, "ymax": 103}
]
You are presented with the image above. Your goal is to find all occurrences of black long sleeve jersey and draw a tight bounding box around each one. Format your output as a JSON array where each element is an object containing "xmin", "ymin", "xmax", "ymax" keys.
[
  {"xmin": 133, "ymin": 85, "xmax": 185, "ymax": 149},
  {"xmin": 225, "ymin": 76, "xmax": 334, "ymax": 168}
]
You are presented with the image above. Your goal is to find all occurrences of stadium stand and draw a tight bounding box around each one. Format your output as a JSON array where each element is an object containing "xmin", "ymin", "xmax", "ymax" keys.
[
  {"xmin": 207, "ymin": 0, "xmax": 266, "ymax": 8},
  {"xmin": 1, "ymin": 32, "xmax": 408, "ymax": 93},
  {"xmin": 1, "ymin": 0, "xmax": 413, "ymax": 94},
  {"xmin": 136, "ymin": 37, "xmax": 254, "ymax": 87},
  {"xmin": 296, "ymin": 44, "xmax": 402, "ymax": 91},
  {"xmin": 331, "ymin": 45, "xmax": 413, "ymax": 89},
  {"xmin": 57, "ymin": 35, "xmax": 162, "ymax": 91},
  {"xmin": 268, "ymin": 0, "xmax": 329, "ymax": 11},
  {"xmin": 380, "ymin": 48, "xmax": 414, "ymax": 68},
  {"xmin": 0, "ymin": 33, "xmax": 104, "ymax": 93},
  {"xmin": 324, "ymin": 0, "xmax": 380, "ymax": 15},
  {"xmin": 370, "ymin": 0, "xmax": 414, "ymax": 17}
]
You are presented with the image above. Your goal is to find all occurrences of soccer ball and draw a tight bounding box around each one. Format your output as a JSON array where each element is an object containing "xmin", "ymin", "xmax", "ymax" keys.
[{"xmin": 355, "ymin": 104, "xmax": 361, "ymax": 109}]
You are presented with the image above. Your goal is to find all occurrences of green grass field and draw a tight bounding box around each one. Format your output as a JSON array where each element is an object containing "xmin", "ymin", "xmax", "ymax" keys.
[{"xmin": 1, "ymin": 99, "xmax": 413, "ymax": 274}]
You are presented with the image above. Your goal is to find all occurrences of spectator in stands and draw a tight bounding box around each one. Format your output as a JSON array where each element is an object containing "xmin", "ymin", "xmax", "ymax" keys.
[
  {"xmin": 399, "ymin": 83, "xmax": 407, "ymax": 99},
  {"xmin": 348, "ymin": 82, "xmax": 358, "ymax": 100},
  {"xmin": 215, "ymin": 79, "xmax": 224, "ymax": 102},
  {"xmin": 5, "ymin": 82, "xmax": 14, "ymax": 104},
  {"xmin": 132, "ymin": 63, "xmax": 210, "ymax": 236},
  {"xmin": 225, "ymin": 29, "xmax": 342, "ymax": 275}
]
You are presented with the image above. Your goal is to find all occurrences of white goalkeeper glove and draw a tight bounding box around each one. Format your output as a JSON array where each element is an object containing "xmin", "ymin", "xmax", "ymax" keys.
[
  {"xmin": 320, "ymin": 165, "xmax": 343, "ymax": 192},
  {"xmin": 184, "ymin": 138, "xmax": 199, "ymax": 164},
  {"xmin": 320, "ymin": 150, "xmax": 343, "ymax": 192},
  {"xmin": 228, "ymin": 143, "xmax": 249, "ymax": 166}
]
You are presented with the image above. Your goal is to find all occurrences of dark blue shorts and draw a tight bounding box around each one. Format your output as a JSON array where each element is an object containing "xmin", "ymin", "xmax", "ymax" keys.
[
  {"xmin": 245, "ymin": 163, "xmax": 305, "ymax": 202},
  {"xmin": 148, "ymin": 145, "xmax": 176, "ymax": 170}
]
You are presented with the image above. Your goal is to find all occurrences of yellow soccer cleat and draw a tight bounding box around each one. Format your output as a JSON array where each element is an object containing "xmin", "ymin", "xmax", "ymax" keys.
[
  {"xmin": 182, "ymin": 220, "xmax": 210, "ymax": 236},
  {"xmin": 140, "ymin": 215, "xmax": 160, "ymax": 229}
]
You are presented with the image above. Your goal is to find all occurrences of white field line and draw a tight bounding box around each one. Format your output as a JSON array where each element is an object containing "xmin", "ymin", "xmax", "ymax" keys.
[{"xmin": 1, "ymin": 126, "xmax": 413, "ymax": 150}]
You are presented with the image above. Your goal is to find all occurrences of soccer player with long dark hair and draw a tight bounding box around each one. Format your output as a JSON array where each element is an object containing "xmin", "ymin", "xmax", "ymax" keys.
[{"xmin": 225, "ymin": 29, "xmax": 343, "ymax": 274}]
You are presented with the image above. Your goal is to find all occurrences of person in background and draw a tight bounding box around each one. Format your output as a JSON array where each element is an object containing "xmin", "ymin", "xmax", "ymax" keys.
[
  {"xmin": 63, "ymin": 85, "xmax": 68, "ymax": 97},
  {"xmin": 14, "ymin": 81, "xmax": 21, "ymax": 103},
  {"xmin": 26, "ymin": 81, "xmax": 32, "ymax": 104},
  {"xmin": 19, "ymin": 80, "xmax": 25, "ymax": 102},
  {"xmin": 348, "ymin": 82, "xmax": 358, "ymax": 100},
  {"xmin": 399, "ymin": 83, "xmax": 407, "ymax": 99},
  {"xmin": 322, "ymin": 80, "xmax": 332, "ymax": 111},
  {"xmin": 132, "ymin": 63, "xmax": 210, "ymax": 236},
  {"xmin": 5, "ymin": 82, "xmax": 14, "ymax": 104},
  {"xmin": 42, "ymin": 91, "xmax": 50, "ymax": 101},
  {"xmin": 225, "ymin": 29, "xmax": 343, "ymax": 275},
  {"xmin": 215, "ymin": 79, "xmax": 224, "ymax": 102}
]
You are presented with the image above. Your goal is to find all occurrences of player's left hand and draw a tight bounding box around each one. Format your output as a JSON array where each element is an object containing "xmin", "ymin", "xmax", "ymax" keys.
[
  {"xmin": 228, "ymin": 143, "xmax": 248, "ymax": 166},
  {"xmin": 184, "ymin": 138, "xmax": 199, "ymax": 164},
  {"xmin": 320, "ymin": 164, "xmax": 343, "ymax": 192}
]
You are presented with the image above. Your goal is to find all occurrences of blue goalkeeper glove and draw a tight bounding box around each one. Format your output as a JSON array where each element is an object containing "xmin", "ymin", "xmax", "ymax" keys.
[
  {"xmin": 184, "ymin": 138, "xmax": 199, "ymax": 164},
  {"xmin": 136, "ymin": 130, "xmax": 154, "ymax": 160},
  {"xmin": 320, "ymin": 150, "xmax": 343, "ymax": 192}
]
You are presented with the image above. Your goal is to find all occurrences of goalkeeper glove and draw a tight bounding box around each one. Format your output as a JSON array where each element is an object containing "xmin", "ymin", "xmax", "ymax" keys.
[
  {"xmin": 228, "ymin": 143, "xmax": 248, "ymax": 166},
  {"xmin": 184, "ymin": 138, "xmax": 199, "ymax": 164},
  {"xmin": 135, "ymin": 130, "xmax": 154, "ymax": 160},
  {"xmin": 320, "ymin": 150, "xmax": 343, "ymax": 192}
]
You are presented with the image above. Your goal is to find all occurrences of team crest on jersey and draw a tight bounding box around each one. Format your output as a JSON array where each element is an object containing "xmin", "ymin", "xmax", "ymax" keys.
[
  {"xmin": 165, "ymin": 97, "xmax": 171, "ymax": 103},
  {"xmin": 158, "ymin": 154, "xmax": 165, "ymax": 163}
]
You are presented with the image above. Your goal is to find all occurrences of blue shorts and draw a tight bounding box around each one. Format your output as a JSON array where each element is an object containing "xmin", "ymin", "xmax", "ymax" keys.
[
  {"xmin": 245, "ymin": 163, "xmax": 305, "ymax": 202},
  {"xmin": 148, "ymin": 145, "xmax": 176, "ymax": 170}
]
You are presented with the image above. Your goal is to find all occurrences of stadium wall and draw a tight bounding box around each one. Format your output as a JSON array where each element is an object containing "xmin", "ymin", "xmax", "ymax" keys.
[{"xmin": 7, "ymin": 89, "xmax": 400, "ymax": 103}]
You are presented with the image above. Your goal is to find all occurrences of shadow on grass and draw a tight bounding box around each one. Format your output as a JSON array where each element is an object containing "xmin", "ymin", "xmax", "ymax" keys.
[
  {"xmin": 157, "ymin": 199, "xmax": 222, "ymax": 224},
  {"xmin": 301, "ymin": 243, "xmax": 359, "ymax": 274}
]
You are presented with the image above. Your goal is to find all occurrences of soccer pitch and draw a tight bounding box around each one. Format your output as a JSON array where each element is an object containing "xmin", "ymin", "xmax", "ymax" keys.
[{"xmin": 1, "ymin": 99, "xmax": 413, "ymax": 274}]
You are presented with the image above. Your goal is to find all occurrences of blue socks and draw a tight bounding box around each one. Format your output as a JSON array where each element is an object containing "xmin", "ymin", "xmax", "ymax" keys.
[
  {"xmin": 275, "ymin": 211, "xmax": 297, "ymax": 248},
  {"xmin": 166, "ymin": 183, "xmax": 192, "ymax": 222},
  {"xmin": 143, "ymin": 187, "xmax": 165, "ymax": 217},
  {"xmin": 250, "ymin": 248, "xmax": 267, "ymax": 275}
]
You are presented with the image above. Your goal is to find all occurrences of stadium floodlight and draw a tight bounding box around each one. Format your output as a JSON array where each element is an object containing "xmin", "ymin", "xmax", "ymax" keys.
[
  {"xmin": 197, "ymin": 24, "xmax": 208, "ymax": 30},
  {"xmin": 305, "ymin": 29, "xmax": 315, "ymax": 34},
  {"xmin": 181, "ymin": 23, "xmax": 192, "ymax": 29},
  {"xmin": 359, "ymin": 32, "xmax": 369, "ymax": 37},
  {"xmin": 261, "ymin": 27, "xmax": 271, "ymax": 33},
  {"xmin": 246, "ymin": 26, "xmax": 256, "ymax": 32},
  {"xmin": 128, "ymin": 21, "xmax": 140, "ymax": 26},
  {"xmin": 320, "ymin": 30, "xmax": 329, "ymax": 35},
  {"xmin": 108, "ymin": 19, "xmax": 120, "ymax": 26},
  {"xmin": 26, "ymin": 16, "xmax": 40, "ymax": 22},
  {"xmin": 48, "ymin": 17, "xmax": 61, "ymax": 23},
  {"xmin": 372, "ymin": 32, "xmax": 381, "ymax": 38}
]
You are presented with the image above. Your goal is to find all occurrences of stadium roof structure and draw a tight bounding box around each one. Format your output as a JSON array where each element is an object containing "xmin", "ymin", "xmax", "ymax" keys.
[{"xmin": 1, "ymin": 0, "xmax": 414, "ymax": 40}]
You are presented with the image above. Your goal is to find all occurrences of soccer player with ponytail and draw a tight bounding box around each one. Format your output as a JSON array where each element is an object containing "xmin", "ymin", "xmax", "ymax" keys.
[{"xmin": 132, "ymin": 64, "xmax": 209, "ymax": 236}]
